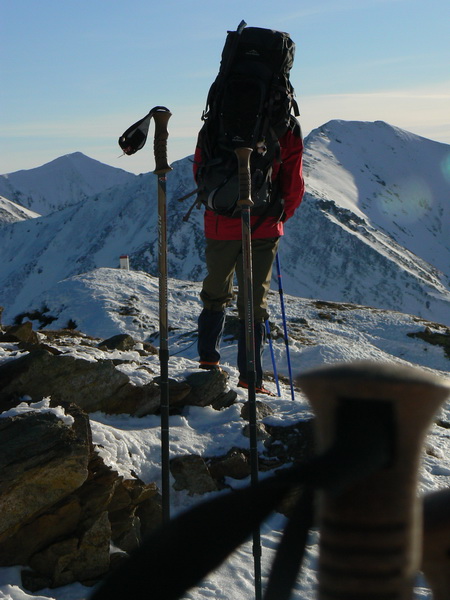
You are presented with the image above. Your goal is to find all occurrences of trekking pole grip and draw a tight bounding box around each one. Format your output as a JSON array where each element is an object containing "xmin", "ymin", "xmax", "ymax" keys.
[
  {"xmin": 422, "ymin": 488, "xmax": 450, "ymax": 600},
  {"xmin": 235, "ymin": 147, "xmax": 254, "ymax": 207},
  {"xmin": 298, "ymin": 361, "xmax": 450, "ymax": 600},
  {"xmin": 152, "ymin": 106, "xmax": 173, "ymax": 175}
]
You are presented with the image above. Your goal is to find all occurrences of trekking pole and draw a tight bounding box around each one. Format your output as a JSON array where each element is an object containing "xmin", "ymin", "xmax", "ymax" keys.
[
  {"xmin": 152, "ymin": 107, "xmax": 173, "ymax": 524},
  {"xmin": 118, "ymin": 106, "xmax": 172, "ymax": 523},
  {"xmin": 265, "ymin": 320, "xmax": 281, "ymax": 396},
  {"xmin": 422, "ymin": 488, "xmax": 450, "ymax": 600},
  {"xmin": 298, "ymin": 361, "xmax": 450, "ymax": 600},
  {"xmin": 235, "ymin": 145, "xmax": 262, "ymax": 600},
  {"xmin": 275, "ymin": 253, "xmax": 295, "ymax": 401}
]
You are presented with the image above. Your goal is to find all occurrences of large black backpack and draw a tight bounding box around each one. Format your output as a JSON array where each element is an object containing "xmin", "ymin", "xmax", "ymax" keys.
[{"xmin": 195, "ymin": 22, "xmax": 299, "ymax": 218}]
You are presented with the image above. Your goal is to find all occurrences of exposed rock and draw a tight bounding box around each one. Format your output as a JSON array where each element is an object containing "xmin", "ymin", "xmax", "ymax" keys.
[
  {"xmin": 240, "ymin": 399, "xmax": 275, "ymax": 421},
  {"xmin": 0, "ymin": 409, "xmax": 90, "ymax": 546},
  {"xmin": 242, "ymin": 421, "xmax": 270, "ymax": 441},
  {"xmin": 211, "ymin": 389, "xmax": 238, "ymax": 410},
  {"xmin": 26, "ymin": 511, "xmax": 111, "ymax": 589},
  {"xmin": 0, "ymin": 348, "xmax": 161, "ymax": 417},
  {"xmin": 162, "ymin": 378, "xmax": 193, "ymax": 412},
  {"xmin": 239, "ymin": 400, "xmax": 274, "ymax": 440},
  {"xmin": 264, "ymin": 419, "xmax": 315, "ymax": 464},
  {"xmin": 407, "ymin": 326, "xmax": 450, "ymax": 359},
  {"xmin": 263, "ymin": 419, "xmax": 316, "ymax": 517},
  {"xmin": 0, "ymin": 403, "xmax": 161, "ymax": 590},
  {"xmin": 97, "ymin": 334, "xmax": 136, "ymax": 351},
  {"xmin": 184, "ymin": 369, "xmax": 237, "ymax": 409},
  {"xmin": 0, "ymin": 330, "xmax": 236, "ymax": 416},
  {"xmin": 141, "ymin": 341, "xmax": 158, "ymax": 355},
  {"xmin": 0, "ymin": 323, "xmax": 237, "ymax": 417},
  {"xmin": 0, "ymin": 320, "xmax": 40, "ymax": 345},
  {"xmin": 207, "ymin": 447, "xmax": 251, "ymax": 482},
  {"xmin": 107, "ymin": 476, "xmax": 161, "ymax": 552},
  {"xmin": 170, "ymin": 455, "xmax": 218, "ymax": 495}
]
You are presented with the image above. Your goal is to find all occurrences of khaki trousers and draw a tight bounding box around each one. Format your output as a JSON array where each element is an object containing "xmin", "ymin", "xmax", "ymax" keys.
[{"xmin": 200, "ymin": 237, "xmax": 280, "ymax": 321}]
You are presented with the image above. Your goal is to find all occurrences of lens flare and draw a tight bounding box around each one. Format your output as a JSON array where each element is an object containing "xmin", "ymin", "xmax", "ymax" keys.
[
  {"xmin": 441, "ymin": 152, "xmax": 450, "ymax": 185},
  {"xmin": 376, "ymin": 178, "xmax": 432, "ymax": 225}
]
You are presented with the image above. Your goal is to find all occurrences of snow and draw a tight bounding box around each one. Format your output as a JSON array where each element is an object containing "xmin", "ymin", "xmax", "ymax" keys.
[
  {"xmin": 0, "ymin": 120, "xmax": 449, "ymax": 327},
  {"xmin": 1, "ymin": 267, "xmax": 449, "ymax": 600},
  {"xmin": 0, "ymin": 196, "xmax": 40, "ymax": 224},
  {"xmin": 0, "ymin": 120, "xmax": 449, "ymax": 598},
  {"xmin": 0, "ymin": 398, "xmax": 74, "ymax": 427},
  {"xmin": 304, "ymin": 120, "xmax": 450, "ymax": 274},
  {"xmin": 0, "ymin": 153, "xmax": 136, "ymax": 216}
]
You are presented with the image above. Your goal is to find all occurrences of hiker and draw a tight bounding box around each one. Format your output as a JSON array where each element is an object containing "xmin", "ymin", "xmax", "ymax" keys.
[
  {"xmin": 193, "ymin": 118, "xmax": 304, "ymax": 393},
  {"xmin": 193, "ymin": 24, "xmax": 305, "ymax": 394}
]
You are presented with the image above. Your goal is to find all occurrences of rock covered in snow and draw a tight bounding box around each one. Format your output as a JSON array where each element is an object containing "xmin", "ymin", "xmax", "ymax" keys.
[
  {"xmin": 0, "ymin": 323, "xmax": 239, "ymax": 417},
  {"xmin": 0, "ymin": 401, "xmax": 161, "ymax": 590}
]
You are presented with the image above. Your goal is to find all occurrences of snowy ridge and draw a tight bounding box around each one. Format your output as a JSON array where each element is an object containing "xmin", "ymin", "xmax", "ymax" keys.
[
  {"xmin": 0, "ymin": 152, "xmax": 136, "ymax": 216},
  {"xmin": 279, "ymin": 120, "xmax": 450, "ymax": 324},
  {"xmin": 1, "ymin": 266, "xmax": 449, "ymax": 600},
  {"xmin": 0, "ymin": 120, "xmax": 449, "ymax": 327},
  {"xmin": 0, "ymin": 195, "xmax": 40, "ymax": 224},
  {"xmin": 24, "ymin": 267, "xmax": 450, "ymax": 377},
  {"xmin": 304, "ymin": 120, "xmax": 450, "ymax": 272}
]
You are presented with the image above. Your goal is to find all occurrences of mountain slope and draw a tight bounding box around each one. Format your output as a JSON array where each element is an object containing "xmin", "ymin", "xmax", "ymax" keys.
[
  {"xmin": 1, "ymin": 266, "xmax": 449, "ymax": 600},
  {"xmin": 304, "ymin": 120, "xmax": 450, "ymax": 272},
  {"xmin": 278, "ymin": 120, "xmax": 450, "ymax": 323},
  {"xmin": 21, "ymin": 267, "xmax": 450, "ymax": 378},
  {"xmin": 0, "ymin": 196, "xmax": 40, "ymax": 224},
  {"xmin": 0, "ymin": 121, "xmax": 449, "ymax": 326},
  {"xmin": 0, "ymin": 152, "xmax": 136, "ymax": 215}
]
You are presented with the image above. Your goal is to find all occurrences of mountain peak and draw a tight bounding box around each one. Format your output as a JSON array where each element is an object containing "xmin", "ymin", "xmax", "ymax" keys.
[
  {"xmin": 0, "ymin": 120, "xmax": 449, "ymax": 327},
  {"xmin": 0, "ymin": 152, "xmax": 137, "ymax": 216}
]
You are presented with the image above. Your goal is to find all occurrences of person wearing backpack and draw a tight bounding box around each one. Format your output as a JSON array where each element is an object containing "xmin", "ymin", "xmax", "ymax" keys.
[{"xmin": 193, "ymin": 24, "xmax": 305, "ymax": 394}]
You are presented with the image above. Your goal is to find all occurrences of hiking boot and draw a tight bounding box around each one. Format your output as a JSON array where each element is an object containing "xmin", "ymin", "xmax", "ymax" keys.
[{"xmin": 237, "ymin": 380, "xmax": 276, "ymax": 396}]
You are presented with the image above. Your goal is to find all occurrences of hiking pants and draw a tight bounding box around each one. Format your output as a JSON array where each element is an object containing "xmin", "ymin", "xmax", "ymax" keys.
[{"xmin": 198, "ymin": 237, "xmax": 279, "ymax": 385}]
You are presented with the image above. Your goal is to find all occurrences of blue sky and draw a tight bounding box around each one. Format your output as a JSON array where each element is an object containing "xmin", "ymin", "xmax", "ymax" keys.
[{"xmin": 1, "ymin": 0, "xmax": 449, "ymax": 175}]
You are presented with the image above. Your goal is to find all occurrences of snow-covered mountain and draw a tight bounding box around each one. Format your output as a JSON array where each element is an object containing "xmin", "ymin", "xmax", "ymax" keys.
[
  {"xmin": 0, "ymin": 195, "xmax": 40, "ymax": 224},
  {"xmin": 0, "ymin": 152, "xmax": 136, "ymax": 215},
  {"xmin": 0, "ymin": 155, "xmax": 200, "ymax": 323},
  {"xmin": 1, "ymin": 120, "xmax": 449, "ymax": 600},
  {"xmin": 281, "ymin": 120, "xmax": 450, "ymax": 324},
  {"xmin": 0, "ymin": 120, "xmax": 449, "ymax": 326}
]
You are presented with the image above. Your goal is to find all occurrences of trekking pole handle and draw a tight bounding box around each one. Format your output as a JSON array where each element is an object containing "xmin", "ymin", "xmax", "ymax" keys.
[
  {"xmin": 235, "ymin": 147, "xmax": 254, "ymax": 208},
  {"xmin": 422, "ymin": 488, "xmax": 450, "ymax": 600},
  {"xmin": 151, "ymin": 106, "xmax": 173, "ymax": 175},
  {"xmin": 298, "ymin": 361, "xmax": 450, "ymax": 600}
]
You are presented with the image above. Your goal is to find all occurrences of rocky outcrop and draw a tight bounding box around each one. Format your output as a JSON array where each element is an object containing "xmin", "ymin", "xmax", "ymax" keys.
[
  {"xmin": 0, "ymin": 325, "xmax": 237, "ymax": 416},
  {"xmin": 170, "ymin": 418, "xmax": 315, "ymax": 498},
  {"xmin": 0, "ymin": 320, "xmax": 39, "ymax": 345},
  {"xmin": 0, "ymin": 322, "xmax": 315, "ymax": 591},
  {"xmin": 0, "ymin": 403, "xmax": 161, "ymax": 591},
  {"xmin": 0, "ymin": 347, "xmax": 162, "ymax": 416}
]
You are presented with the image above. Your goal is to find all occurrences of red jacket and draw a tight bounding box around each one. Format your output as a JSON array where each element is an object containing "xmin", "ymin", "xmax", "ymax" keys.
[{"xmin": 193, "ymin": 120, "xmax": 305, "ymax": 240}]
